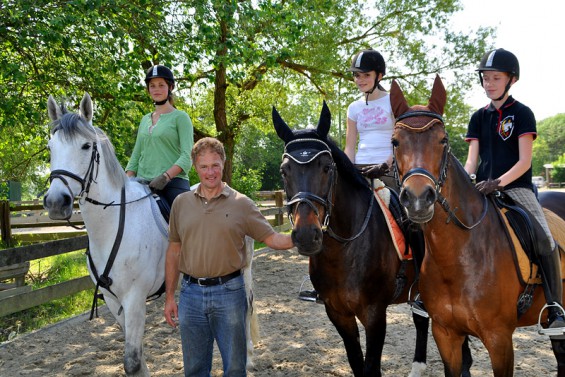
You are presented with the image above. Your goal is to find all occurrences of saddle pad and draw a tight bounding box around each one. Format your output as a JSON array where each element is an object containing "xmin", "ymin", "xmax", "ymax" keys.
[
  {"xmin": 500, "ymin": 208, "xmax": 541, "ymax": 285},
  {"xmin": 373, "ymin": 187, "xmax": 412, "ymax": 261}
]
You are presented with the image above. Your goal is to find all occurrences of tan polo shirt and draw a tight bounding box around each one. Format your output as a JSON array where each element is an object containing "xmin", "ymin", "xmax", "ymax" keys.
[{"xmin": 169, "ymin": 184, "xmax": 275, "ymax": 278}]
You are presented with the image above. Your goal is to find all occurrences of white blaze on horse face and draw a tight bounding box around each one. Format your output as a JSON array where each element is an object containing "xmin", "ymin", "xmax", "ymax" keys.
[{"xmin": 47, "ymin": 131, "xmax": 90, "ymax": 200}]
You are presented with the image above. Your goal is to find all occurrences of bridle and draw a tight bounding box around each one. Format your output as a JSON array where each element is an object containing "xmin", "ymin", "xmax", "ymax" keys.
[
  {"xmin": 48, "ymin": 140, "xmax": 151, "ymax": 215},
  {"xmin": 283, "ymin": 138, "xmax": 336, "ymax": 229},
  {"xmin": 283, "ymin": 138, "xmax": 374, "ymax": 242},
  {"xmin": 393, "ymin": 110, "xmax": 487, "ymax": 230}
]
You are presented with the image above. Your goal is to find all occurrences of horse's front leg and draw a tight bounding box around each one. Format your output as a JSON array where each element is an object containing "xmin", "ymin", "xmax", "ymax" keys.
[
  {"xmin": 482, "ymin": 331, "xmax": 514, "ymax": 377},
  {"xmin": 431, "ymin": 322, "xmax": 466, "ymax": 377},
  {"xmin": 551, "ymin": 338, "xmax": 565, "ymax": 377},
  {"xmin": 122, "ymin": 295, "xmax": 150, "ymax": 377},
  {"xmin": 325, "ymin": 307, "xmax": 365, "ymax": 377},
  {"xmin": 362, "ymin": 307, "xmax": 388, "ymax": 377},
  {"xmin": 408, "ymin": 313, "xmax": 429, "ymax": 377}
]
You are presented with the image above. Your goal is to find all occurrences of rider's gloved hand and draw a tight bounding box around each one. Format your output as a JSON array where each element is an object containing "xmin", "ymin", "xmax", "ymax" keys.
[
  {"xmin": 149, "ymin": 173, "xmax": 170, "ymax": 191},
  {"xmin": 475, "ymin": 178, "xmax": 503, "ymax": 195},
  {"xmin": 360, "ymin": 163, "xmax": 390, "ymax": 179}
]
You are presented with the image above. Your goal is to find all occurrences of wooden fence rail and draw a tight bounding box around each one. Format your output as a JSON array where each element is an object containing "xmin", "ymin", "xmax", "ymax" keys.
[{"xmin": 0, "ymin": 191, "xmax": 288, "ymax": 317}]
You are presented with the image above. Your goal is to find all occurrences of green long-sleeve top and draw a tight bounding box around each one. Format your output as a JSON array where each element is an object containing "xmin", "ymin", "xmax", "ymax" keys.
[{"xmin": 126, "ymin": 109, "xmax": 194, "ymax": 180}]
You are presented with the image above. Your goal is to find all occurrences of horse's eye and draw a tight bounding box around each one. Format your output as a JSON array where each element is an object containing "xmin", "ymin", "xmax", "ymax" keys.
[
  {"xmin": 391, "ymin": 139, "xmax": 399, "ymax": 147},
  {"xmin": 81, "ymin": 143, "xmax": 91, "ymax": 150},
  {"xmin": 441, "ymin": 137, "xmax": 448, "ymax": 145},
  {"xmin": 323, "ymin": 164, "xmax": 331, "ymax": 173}
]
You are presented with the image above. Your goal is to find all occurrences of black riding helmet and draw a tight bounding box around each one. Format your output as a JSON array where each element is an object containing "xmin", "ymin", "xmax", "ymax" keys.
[
  {"xmin": 350, "ymin": 49, "xmax": 386, "ymax": 103},
  {"xmin": 350, "ymin": 49, "xmax": 386, "ymax": 76},
  {"xmin": 145, "ymin": 65, "xmax": 175, "ymax": 105},
  {"xmin": 476, "ymin": 48, "xmax": 519, "ymax": 101}
]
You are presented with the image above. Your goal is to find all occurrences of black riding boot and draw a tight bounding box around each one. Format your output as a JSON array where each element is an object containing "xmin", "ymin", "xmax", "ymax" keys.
[
  {"xmin": 538, "ymin": 247, "xmax": 565, "ymax": 335},
  {"xmin": 409, "ymin": 227, "xmax": 429, "ymax": 318}
]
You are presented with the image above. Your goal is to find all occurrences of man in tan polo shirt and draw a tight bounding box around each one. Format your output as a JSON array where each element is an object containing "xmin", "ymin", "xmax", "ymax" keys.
[{"xmin": 164, "ymin": 137, "xmax": 293, "ymax": 376}]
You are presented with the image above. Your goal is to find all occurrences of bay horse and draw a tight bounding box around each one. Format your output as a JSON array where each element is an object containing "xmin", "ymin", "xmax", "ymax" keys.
[
  {"xmin": 272, "ymin": 102, "xmax": 431, "ymax": 377},
  {"xmin": 43, "ymin": 93, "xmax": 257, "ymax": 376},
  {"xmin": 390, "ymin": 74, "xmax": 565, "ymax": 376}
]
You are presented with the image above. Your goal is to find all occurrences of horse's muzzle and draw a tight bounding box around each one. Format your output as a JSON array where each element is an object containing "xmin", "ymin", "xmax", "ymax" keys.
[
  {"xmin": 291, "ymin": 227, "xmax": 324, "ymax": 256},
  {"xmin": 43, "ymin": 192, "xmax": 74, "ymax": 220}
]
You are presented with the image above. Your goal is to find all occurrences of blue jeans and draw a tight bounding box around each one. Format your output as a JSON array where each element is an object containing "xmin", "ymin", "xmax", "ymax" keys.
[{"xmin": 178, "ymin": 274, "xmax": 248, "ymax": 377}]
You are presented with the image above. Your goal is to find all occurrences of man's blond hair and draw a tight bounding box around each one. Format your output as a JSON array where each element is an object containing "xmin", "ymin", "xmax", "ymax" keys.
[{"xmin": 191, "ymin": 137, "xmax": 226, "ymax": 163}]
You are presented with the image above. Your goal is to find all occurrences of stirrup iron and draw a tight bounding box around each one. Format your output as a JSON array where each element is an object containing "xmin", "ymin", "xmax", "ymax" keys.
[
  {"xmin": 538, "ymin": 302, "xmax": 565, "ymax": 336},
  {"xmin": 407, "ymin": 284, "xmax": 429, "ymax": 319}
]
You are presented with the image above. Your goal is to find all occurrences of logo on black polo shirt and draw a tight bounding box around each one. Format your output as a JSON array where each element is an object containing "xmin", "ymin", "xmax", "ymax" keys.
[{"xmin": 498, "ymin": 115, "xmax": 515, "ymax": 140}]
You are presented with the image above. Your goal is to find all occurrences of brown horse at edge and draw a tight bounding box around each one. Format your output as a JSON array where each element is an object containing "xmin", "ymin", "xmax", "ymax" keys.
[{"xmin": 390, "ymin": 74, "xmax": 565, "ymax": 377}]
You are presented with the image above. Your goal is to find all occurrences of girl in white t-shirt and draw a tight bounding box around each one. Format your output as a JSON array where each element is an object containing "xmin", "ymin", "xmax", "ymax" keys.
[{"xmin": 345, "ymin": 49, "xmax": 395, "ymax": 186}]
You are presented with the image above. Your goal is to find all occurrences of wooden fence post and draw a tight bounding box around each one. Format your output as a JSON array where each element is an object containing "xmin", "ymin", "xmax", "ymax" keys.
[
  {"xmin": 1, "ymin": 200, "xmax": 12, "ymax": 246},
  {"xmin": 274, "ymin": 190, "xmax": 284, "ymax": 226}
]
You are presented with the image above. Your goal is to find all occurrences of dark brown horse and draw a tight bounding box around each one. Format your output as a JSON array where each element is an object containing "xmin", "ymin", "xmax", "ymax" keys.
[
  {"xmin": 272, "ymin": 103, "xmax": 431, "ymax": 377},
  {"xmin": 390, "ymin": 74, "xmax": 565, "ymax": 377}
]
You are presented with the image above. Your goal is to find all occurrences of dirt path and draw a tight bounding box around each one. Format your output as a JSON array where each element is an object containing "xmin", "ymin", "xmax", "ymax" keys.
[{"xmin": 0, "ymin": 248, "xmax": 558, "ymax": 376}]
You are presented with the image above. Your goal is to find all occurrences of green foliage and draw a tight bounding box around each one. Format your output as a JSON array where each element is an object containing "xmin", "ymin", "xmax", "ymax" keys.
[
  {"xmin": 230, "ymin": 166, "xmax": 262, "ymax": 200},
  {"xmin": 1, "ymin": 0, "xmax": 494, "ymax": 197},
  {"xmin": 0, "ymin": 251, "xmax": 92, "ymax": 342},
  {"xmin": 551, "ymin": 153, "xmax": 565, "ymax": 182},
  {"xmin": 533, "ymin": 114, "xmax": 565, "ymax": 175}
]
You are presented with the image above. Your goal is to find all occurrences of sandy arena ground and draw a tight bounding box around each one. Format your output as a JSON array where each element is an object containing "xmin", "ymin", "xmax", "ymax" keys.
[{"xmin": 0, "ymin": 248, "xmax": 559, "ymax": 376}]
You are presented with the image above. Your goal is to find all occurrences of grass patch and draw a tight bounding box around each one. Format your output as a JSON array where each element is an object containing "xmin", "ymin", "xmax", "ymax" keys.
[{"xmin": 0, "ymin": 250, "xmax": 93, "ymax": 343}]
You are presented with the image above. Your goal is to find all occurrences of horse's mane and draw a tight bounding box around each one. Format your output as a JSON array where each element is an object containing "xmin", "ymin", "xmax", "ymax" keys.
[
  {"xmin": 50, "ymin": 105, "xmax": 127, "ymax": 188},
  {"xmin": 291, "ymin": 128, "xmax": 369, "ymax": 191}
]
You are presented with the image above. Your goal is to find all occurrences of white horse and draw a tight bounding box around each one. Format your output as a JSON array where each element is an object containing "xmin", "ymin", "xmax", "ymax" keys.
[{"xmin": 43, "ymin": 93, "xmax": 258, "ymax": 376}]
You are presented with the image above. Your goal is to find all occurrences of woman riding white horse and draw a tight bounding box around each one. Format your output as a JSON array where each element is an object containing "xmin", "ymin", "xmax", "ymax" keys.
[{"xmin": 43, "ymin": 93, "xmax": 257, "ymax": 376}]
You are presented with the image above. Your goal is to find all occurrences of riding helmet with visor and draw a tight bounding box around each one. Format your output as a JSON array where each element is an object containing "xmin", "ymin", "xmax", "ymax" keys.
[
  {"xmin": 145, "ymin": 65, "xmax": 175, "ymax": 105},
  {"xmin": 476, "ymin": 48, "xmax": 519, "ymax": 101},
  {"xmin": 350, "ymin": 49, "xmax": 386, "ymax": 102}
]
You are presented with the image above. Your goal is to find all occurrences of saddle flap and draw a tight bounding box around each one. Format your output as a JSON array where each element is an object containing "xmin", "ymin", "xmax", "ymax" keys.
[{"xmin": 494, "ymin": 193, "xmax": 549, "ymax": 259}]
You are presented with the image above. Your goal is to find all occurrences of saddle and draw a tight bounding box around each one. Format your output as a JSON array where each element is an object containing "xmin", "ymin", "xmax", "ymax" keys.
[
  {"xmin": 494, "ymin": 193, "xmax": 557, "ymax": 283},
  {"xmin": 154, "ymin": 193, "xmax": 171, "ymax": 223}
]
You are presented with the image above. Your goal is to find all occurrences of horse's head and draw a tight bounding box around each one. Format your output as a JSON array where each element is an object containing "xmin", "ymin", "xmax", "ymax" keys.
[
  {"xmin": 273, "ymin": 102, "xmax": 336, "ymax": 256},
  {"xmin": 391, "ymin": 75, "xmax": 448, "ymax": 223},
  {"xmin": 43, "ymin": 93, "xmax": 123, "ymax": 220}
]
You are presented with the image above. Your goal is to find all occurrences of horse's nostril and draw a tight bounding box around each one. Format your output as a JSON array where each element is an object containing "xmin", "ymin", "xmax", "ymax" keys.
[
  {"xmin": 63, "ymin": 194, "xmax": 73, "ymax": 208},
  {"xmin": 425, "ymin": 187, "xmax": 437, "ymax": 206},
  {"xmin": 399, "ymin": 189, "xmax": 411, "ymax": 208}
]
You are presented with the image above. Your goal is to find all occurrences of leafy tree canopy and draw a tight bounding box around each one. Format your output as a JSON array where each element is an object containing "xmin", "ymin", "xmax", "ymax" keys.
[
  {"xmin": 1, "ymin": 0, "xmax": 494, "ymax": 198},
  {"xmin": 533, "ymin": 113, "xmax": 565, "ymax": 176}
]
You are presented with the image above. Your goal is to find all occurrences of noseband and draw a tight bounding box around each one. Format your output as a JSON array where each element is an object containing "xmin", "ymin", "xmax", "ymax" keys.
[
  {"xmin": 393, "ymin": 110, "xmax": 487, "ymax": 229},
  {"xmin": 283, "ymin": 138, "xmax": 336, "ymax": 229},
  {"xmin": 49, "ymin": 141, "xmax": 100, "ymax": 219}
]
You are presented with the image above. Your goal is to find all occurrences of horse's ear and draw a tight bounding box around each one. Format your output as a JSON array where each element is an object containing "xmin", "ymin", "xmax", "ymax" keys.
[
  {"xmin": 428, "ymin": 74, "xmax": 447, "ymax": 115},
  {"xmin": 390, "ymin": 80, "xmax": 410, "ymax": 118},
  {"xmin": 316, "ymin": 101, "xmax": 331, "ymax": 139},
  {"xmin": 80, "ymin": 92, "xmax": 93, "ymax": 123},
  {"xmin": 272, "ymin": 106, "xmax": 295, "ymax": 143},
  {"xmin": 47, "ymin": 95, "xmax": 62, "ymax": 121}
]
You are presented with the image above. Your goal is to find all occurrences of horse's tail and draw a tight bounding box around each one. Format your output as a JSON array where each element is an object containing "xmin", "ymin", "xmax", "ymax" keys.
[{"xmin": 243, "ymin": 236, "xmax": 260, "ymax": 370}]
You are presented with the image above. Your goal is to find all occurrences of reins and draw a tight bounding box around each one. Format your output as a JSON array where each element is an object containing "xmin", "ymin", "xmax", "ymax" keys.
[{"xmin": 393, "ymin": 110, "xmax": 488, "ymax": 230}]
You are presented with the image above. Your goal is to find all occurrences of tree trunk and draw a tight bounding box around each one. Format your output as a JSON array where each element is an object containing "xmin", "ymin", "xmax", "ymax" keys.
[{"xmin": 214, "ymin": 15, "xmax": 233, "ymax": 184}]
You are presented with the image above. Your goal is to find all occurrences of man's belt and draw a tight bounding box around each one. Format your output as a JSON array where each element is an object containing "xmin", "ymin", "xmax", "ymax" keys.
[{"xmin": 183, "ymin": 270, "xmax": 241, "ymax": 286}]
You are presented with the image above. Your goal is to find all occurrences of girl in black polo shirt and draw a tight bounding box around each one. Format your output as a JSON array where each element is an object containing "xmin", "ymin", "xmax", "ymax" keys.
[{"xmin": 464, "ymin": 48, "xmax": 565, "ymax": 336}]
